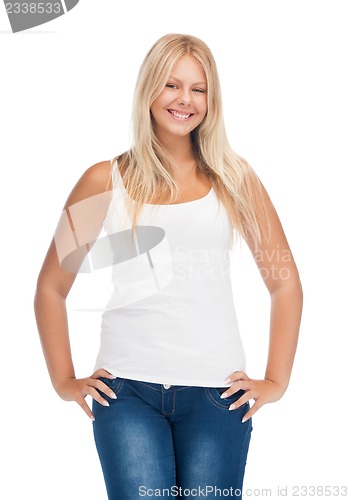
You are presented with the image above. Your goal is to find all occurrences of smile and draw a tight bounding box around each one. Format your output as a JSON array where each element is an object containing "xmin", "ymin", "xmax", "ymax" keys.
[{"xmin": 167, "ymin": 109, "xmax": 193, "ymax": 120}]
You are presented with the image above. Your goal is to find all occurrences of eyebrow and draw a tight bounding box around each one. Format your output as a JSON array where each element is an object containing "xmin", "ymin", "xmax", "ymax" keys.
[{"xmin": 168, "ymin": 76, "xmax": 207, "ymax": 85}]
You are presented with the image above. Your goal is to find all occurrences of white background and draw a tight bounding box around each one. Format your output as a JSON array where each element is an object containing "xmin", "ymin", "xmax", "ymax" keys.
[{"xmin": 1, "ymin": 1, "xmax": 348, "ymax": 498}]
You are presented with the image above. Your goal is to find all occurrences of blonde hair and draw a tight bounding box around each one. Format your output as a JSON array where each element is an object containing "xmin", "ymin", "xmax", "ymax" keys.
[{"xmin": 112, "ymin": 33, "xmax": 271, "ymax": 249}]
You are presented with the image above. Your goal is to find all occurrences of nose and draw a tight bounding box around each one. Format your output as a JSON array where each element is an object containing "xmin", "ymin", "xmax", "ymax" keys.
[{"xmin": 177, "ymin": 87, "xmax": 191, "ymax": 107}]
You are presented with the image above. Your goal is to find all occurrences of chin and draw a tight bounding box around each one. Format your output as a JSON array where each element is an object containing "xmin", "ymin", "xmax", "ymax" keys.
[{"xmin": 168, "ymin": 124, "xmax": 198, "ymax": 137}]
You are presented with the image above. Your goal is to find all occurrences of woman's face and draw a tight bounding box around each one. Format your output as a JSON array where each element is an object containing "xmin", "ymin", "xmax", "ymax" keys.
[{"xmin": 150, "ymin": 55, "xmax": 208, "ymax": 143}]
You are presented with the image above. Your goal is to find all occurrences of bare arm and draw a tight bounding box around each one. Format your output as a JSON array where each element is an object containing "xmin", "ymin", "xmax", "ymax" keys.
[
  {"xmin": 222, "ymin": 182, "xmax": 303, "ymax": 421},
  {"xmin": 34, "ymin": 160, "xmax": 116, "ymax": 420},
  {"xmin": 248, "ymin": 183, "xmax": 303, "ymax": 393}
]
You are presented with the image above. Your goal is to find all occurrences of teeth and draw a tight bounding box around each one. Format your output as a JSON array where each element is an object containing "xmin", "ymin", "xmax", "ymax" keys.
[{"xmin": 169, "ymin": 110, "xmax": 191, "ymax": 119}]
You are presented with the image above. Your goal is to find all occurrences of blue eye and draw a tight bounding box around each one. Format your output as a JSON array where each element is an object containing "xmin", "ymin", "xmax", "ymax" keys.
[{"xmin": 193, "ymin": 88, "xmax": 205, "ymax": 93}]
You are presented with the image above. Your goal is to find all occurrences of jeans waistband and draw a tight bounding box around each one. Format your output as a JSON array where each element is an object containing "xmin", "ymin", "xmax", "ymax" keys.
[{"xmin": 128, "ymin": 378, "xmax": 193, "ymax": 392}]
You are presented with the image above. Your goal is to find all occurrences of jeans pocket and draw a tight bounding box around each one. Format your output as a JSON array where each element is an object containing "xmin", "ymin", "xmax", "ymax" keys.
[
  {"xmin": 97, "ymin": 376, "xmax": 125, "ymax": 398},
  {"xmin": 205, "ymin": 387, "xmax": 249, "ymax": 410}
]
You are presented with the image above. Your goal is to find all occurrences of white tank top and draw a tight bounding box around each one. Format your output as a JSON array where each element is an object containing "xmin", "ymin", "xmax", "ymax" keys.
[{"xmin": 93, "ymin": 158, "xmax": 246, "ymax": 387}]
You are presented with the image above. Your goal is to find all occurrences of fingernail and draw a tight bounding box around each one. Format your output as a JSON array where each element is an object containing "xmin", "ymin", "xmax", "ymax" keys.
[
  {"xmin": 103, "ymin": 401, "xmax": 110, "ymax": 406},
  {"xmin": 110, "ymin": 393, "xmax": 117, "ymax": 399},
  {"xmin": 229, "ymin": 405, "xmax": 236, "ymax": 411},
  {"xmin": 90, "ymin": 416, "xmax": 95, "ymax": 421},
  {"xmin": 242, "ymin": 417, "xmax": 247, "ymax": 423},
  {"xmin": 220, "ymin": 392, "xmax": 228, "ymax": 399},
  {"xmin": 224, "ymin": 377, "xmax": 231, "ymax": 383}
]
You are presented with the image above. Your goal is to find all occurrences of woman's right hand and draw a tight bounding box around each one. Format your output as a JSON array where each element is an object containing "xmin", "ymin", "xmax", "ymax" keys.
[{"xmin": 55, "ymin": 368, "xmax": 118, "ymax": 420}]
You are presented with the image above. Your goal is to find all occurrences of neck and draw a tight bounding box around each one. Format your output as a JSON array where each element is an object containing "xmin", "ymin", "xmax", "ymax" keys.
[{"xmin": 155, "ymin": 131, "xmax": 197, "ymax": 174}]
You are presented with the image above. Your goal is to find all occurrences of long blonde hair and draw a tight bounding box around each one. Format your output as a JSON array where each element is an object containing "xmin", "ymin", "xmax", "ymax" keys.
[{"xmin": 112, "ymin": 33, "xmax": 271, "ymax": 249}]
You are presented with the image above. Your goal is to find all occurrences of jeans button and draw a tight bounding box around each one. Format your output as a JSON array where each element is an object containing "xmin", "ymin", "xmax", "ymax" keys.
[{"xmin": 163, "ymin": 384, "xmax": 171, "ymax": 389}]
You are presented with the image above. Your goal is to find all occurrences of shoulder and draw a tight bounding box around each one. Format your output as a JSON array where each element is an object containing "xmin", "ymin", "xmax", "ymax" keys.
[
  {"xmin": 74, "ymin": 160, "xmax": 112, "ymax": 197},
  {"xmin": 63, "ymin": 160, "xmax": 113, "ymax": 209}
]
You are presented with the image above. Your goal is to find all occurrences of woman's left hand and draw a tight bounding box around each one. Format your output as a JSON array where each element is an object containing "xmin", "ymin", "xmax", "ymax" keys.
[{"xmin": 222, "ymin": 370, "xmax": 286, "ymax": 423}]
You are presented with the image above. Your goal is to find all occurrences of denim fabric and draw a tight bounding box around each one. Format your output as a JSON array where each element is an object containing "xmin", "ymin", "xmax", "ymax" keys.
[{"xmin": 92, "ymin": 377, "xmax": 252, "ymax": 499}]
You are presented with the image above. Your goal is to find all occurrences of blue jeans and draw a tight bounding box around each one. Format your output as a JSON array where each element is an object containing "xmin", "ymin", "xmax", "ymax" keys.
[{"xmin": 92, "ymin": 377, "xmax": 253, "ymax": 499}]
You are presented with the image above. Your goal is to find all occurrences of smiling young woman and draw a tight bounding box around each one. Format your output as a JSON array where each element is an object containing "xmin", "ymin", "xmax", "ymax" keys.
[
  {"xmin": 150, "ymin": 55, "xmax": 208, "ymax": 143},
  {"xmin": 34, "ymin": 33, "xmax": 303, "ymax": 500}
]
